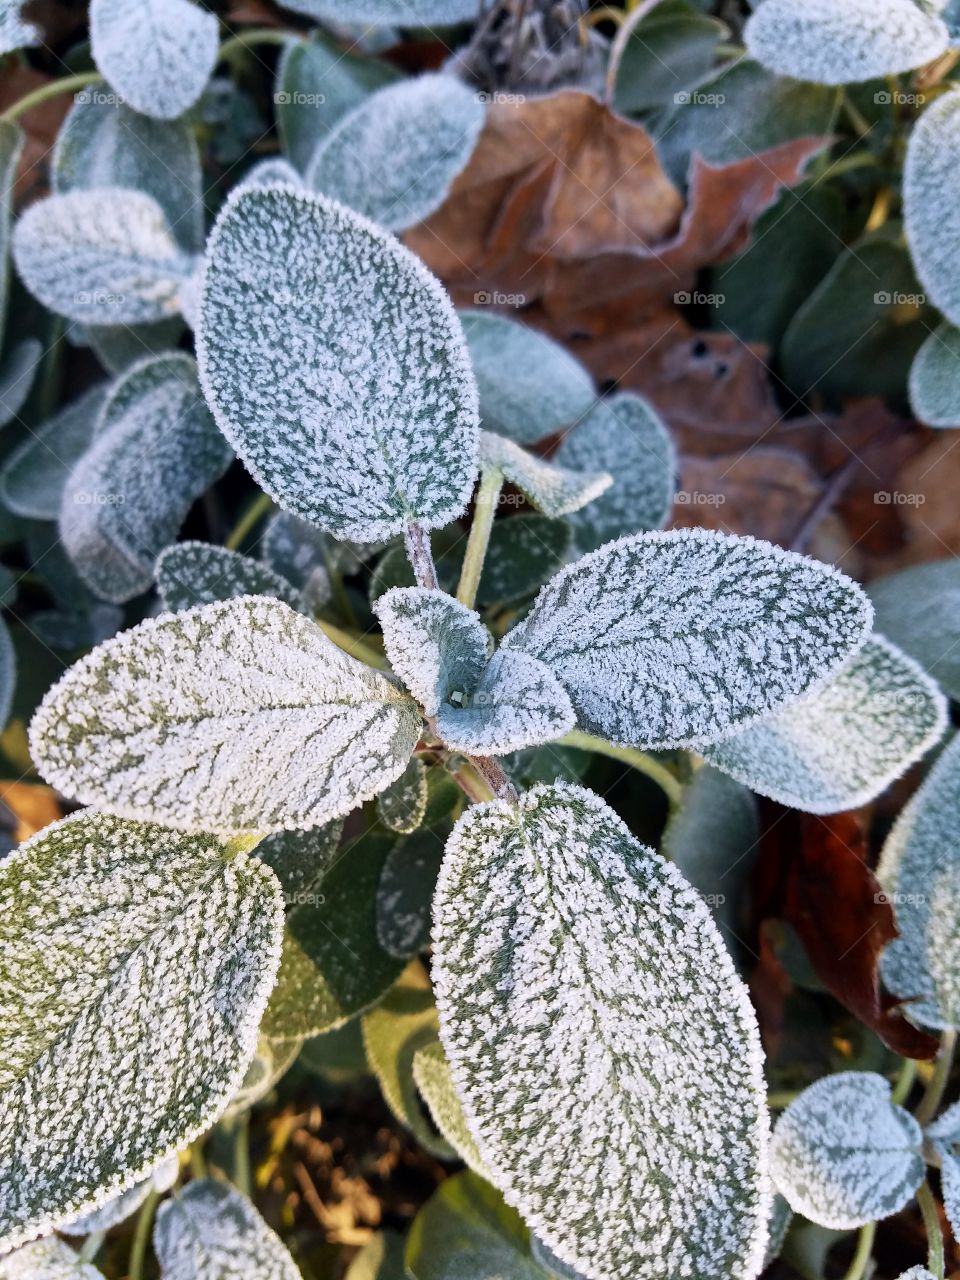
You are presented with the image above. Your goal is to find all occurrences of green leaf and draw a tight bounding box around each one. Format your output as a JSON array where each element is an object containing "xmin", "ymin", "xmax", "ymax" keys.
[
  {"xmin": 80, "ymin": 316, "xmax": 187, "ymax": 377},
  {"xmin": 412, "ymin": 1042, "xmax": 489, "ymax": 1177},
  {"xmin": 345, "ymin": 1231, "xmax": 406, "ymax": 1280},
  {"xmin": 255, "ymin": 820, "xmax": 344, "ymax": 905},
  {"xmin": 0, "ymin": 384, "xmax": 106, "ymax": 520},
  {"xmin": 504, "ymin": 528, "xmax": 872, "ymax": 750},
  {"xmin": 306, "ymin": 74, "xmax": 484, "ymax": 232},
  {"xmin": 770, "ymin": 1072, "xmax": 924, "ymax": 1227},
  {"xmin": 906, "ymin": 91, "xmax": 960, "ymax": 329},
  {"xmin": 262, "ymin": 830, "xmax": 404, "ymax": 1040},
  {"xmin": 0, "ymin": 811, "xmax": 283, "ymax": 1250},
  {"xmin": 89, "ymin": 0, "xmax": 219, "ymax": 121},
  {"xmin": 910, "ymin": 321, "xmax": 960, "ymax": 427},
  {"xmin": 60, "ymin": 354, "xmax": 232, "ymax": 603},
  {"xmin": 197, "ymin": 185, "xmax": 479, "ymax": 542},
  {"xmin": 61, "ymin": 1157, "xmax": 178, "ymax": 1237},
  {"xmin": 406, "ymin": 1172, "xmax": 547, "ymax": 1280},
  {"xmin": 223, "ymin": 1034, "xmax": 304, "ymax": 1119},
  {"xmin": 0, "ymin": 1237, "xmax": 105, "ymax": 1277},
  {"xmin": 0, "ymin": 338, "xmax": 42, "ymax": 428},
  {"xmin": 376, "ymin": 755, "xmax": 428, "ymax": 834},
  {"xmin": 435, "ymin": 649, "xmax": 575, "ymax": 756},
  {"xmin": 376, "ymin": 826, "xmax": 446, "ymax": 958},
  {"xmin": 613, "ymin": 5, "xmax": 728, "ymax": 114},
  {"xmin": 554, "ymin": 393, "xmax": 674, "ymax": 550},
  {"xmin": 878, "ymin": 734, "xmax": 960, "ymax": 1030},
  {"xmin": 869, "ymin": 559, "xmax": 960, "ymax": 699},
  {"xmin": 12, "ymin": 189, "xmax": 197, "ymax": 325},
  {"xmin": 156, "ymin": 541, "xmax": 309, "ymax": 614},
  {"xmin": 362, "ymin": 960, "xmax": 454, "ymax": 1159},
  {"xmin": 30, "ymin": 597, "xmax": 422, "ymax": 835},
  {"xmin": 52, "ymin": 95, "xmax": 204, "ymax": 252},
  {"xmin": 260, "ymin": 511, "xmax": 341, "ymax": 610},
  {"xmin": 460, "ymin": 311, "xmax": 595, "ymax": 446},
  {"xmin": 744, "ymin": 0, "xmax": 947, "ymax": 84},
  {"xmin": 480, "ymin": 431, "xmax": 612, "ymax": 519},
  {"xmin": 433, "ymin": 783, "xmax": 770, "ymax": 1280},
  {"xmin": 0, "ymin": 119, "xmax": 24, "ymax": 353},
  {"xmin": 278, "ymin": 0, "xmax": 480, "ymax": 23},
  {"xmin": 478, "ymin": 515, "xmax": 570, "ymax": 607},
  {"xmin": 702, "ymin": 637, "xmax": 947, "ymax": 813},
  {"xmin": 153, "ymin": 1180, "xmax": 299, "ymax": 1279}
]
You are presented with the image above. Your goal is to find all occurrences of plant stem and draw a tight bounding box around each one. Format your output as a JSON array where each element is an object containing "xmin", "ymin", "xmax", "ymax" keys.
[
  {"xmin": 317, "ymin": 620, "xmax": 386, "ymax": 668},
  {"xmin": 456, "ymin": 466, "xmax": 502, "ymax": 609},
  {"xmin": 892, "ymin": 1057, "xmax": 919, "ymax": 1107},
  {"xmin": 78, "ymin": 1231, "xmax": 106, "ymax": 1264},
  {"xmin": 559, "ymin": 729, "xmax": 684, "ymax": 809},
  {"xmin": 404, "ymin": 521, "xmax": 439, "ymax": 590},
  {"xmin": 128, "ymin": 1188, "xmax": 160, "ymax": 1280},
  {"xmin": 233, "ymin": 1111, "xmax": 252, "ymax": 1196},
  {"xmin": 916, "ymin": 1030, "xmax": 957, "ymax": 1127},
  {"xmin": 189, "ymin": 1141, "xmax": 207, "ymax": 1180},
  {"xmin": 225, "ymin": 491, "xmax": 272, "ymax": 551},
  {"xmin": 471, "ymin": 754, "xmax": 518, "ymax": 803},
  {"xmin": 217, "ymin": 27, "xmax": 300, "ymax": 65},
  {"xmin": 918, "ymin": 1181, "xmax": 945, "ymax": 1280},
  {"xmin": 0, "ymin": 70, "xmax": 102, "ymax": 122},
  {"xmin": 450, "ymin": 760, "xmax": 496, "ymax": 804},
  {"xmin": 841, "ymin": 1222, "xmax": 876, "ymax": 1280}
]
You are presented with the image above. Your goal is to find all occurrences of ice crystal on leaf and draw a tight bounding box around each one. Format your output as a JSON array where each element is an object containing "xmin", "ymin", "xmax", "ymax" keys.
[
  {"xmin": 554, "ymin": 393, "xmax": 675, "ymax": 550},
  {"xmin": 434, "ymin": 649, "xmax": 575, "ymax": 756},
  {"xmin": 255, "ymin": 821, "xmax": 343, "ymax": 903},
  {"xmin": 0, "ymin": 1, "xmax": 36, "ymax": 56},
  {"xmin": 703, "ymin": 637, "xmax": 946, "ymax": 814},
  {"xmin": 0, "ymin": 1237, "xmax": 104, "ymax": 1278},
  {"xmin": 905, "ymin": 91, "xmax": 960, "ymax": 328},
  {"xmin": 60, "ymin": 355, "xmax": 232, "ymax": 603},
  {"xmin": 910, "ymin": 322, "xmax": 960, "ymax": 427},
  {"xmin": 878, "ymin": 734, "xmax": 960, "ymax": 1029},
  {"xmin": 89, "ymin": 0, "xmax": 219, "ymax": 121},
  {"xmin": 0, "ymin": 811, "xmax": 283, "ymax": 1252},
  {"xmin": 744, "ymin": 0, "xmax": 948, "ymax": 85},
  {"xmin": 61, "ymin": 1158, "xmax": 178, "ymax": 1238},
  {"xmin": 156, "ymin": 542, "xmax": 309, "ymax": 614},
  {"xmin": 375, "ymin": 587, "xmax": 491, "ymax": 717},
  {"xmin": 432, "ymin": 782, "xmax": 771, "ymax": 1280},
  {"xmin": 29, "ymin": 597, "xmax": 422, "ymax": 835},
  {"xmin": 153, "ymin": 1180, "xmax": 300, "ymax": 1280},
  {"xmin": 197, "ymin": 185, "xmax": 479, "ymax": 542},
  {"xmin": 12, "ymin": 190, "xmax": 197, "ymax": 326},
  {"xmin": 503, "ymin": 528, "xmax": 872, "ymax": 749},
  {"xmin": 769, "ymin": 1072, "xmax": 924, "ymax": 1228},
  {"xmin": 377, "ymin": 756, "xmax": 428, "ymax": 834},
  {"xmin": 459, "ymin": 312, "xmax": 596, "ymax": 446},
  {"xmin": 479, "ymin": 432, "xmax": 612, "ymax": 519},
  {"xmin": 376, "ymin": 828, "xmax": 446, "ymax": 958},
  {"xmin": 0, "ymin": 384, "xmax": 106, "ymax": 521},
  {"xmin": 413, "ymin": 1042, "xmax": 490, "ymax": 1178},
  {"xmin": 306, "ymin": 75, "xmax": 484, "ymax": 232},
  {"xmin": 926, "ymin": 1102, "xmax": 960, "ymax": 1241},
  {"xmin": 278, "ymin": 0, "xmax": 480, "ymax": 22}
]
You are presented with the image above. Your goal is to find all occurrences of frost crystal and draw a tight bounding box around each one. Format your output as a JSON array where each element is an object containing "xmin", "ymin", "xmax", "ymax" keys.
[
  {"xmin": 89, "ymin": 0, "xmax": 219, "ymax": 121},
  {"xmin": 278, "ymin": 0, "xmax": 480, "ymax": 22},
  {"xmin": 769, "ymin": 1072, "xmax": 924, "ymax": 1228},
  {"xmin": 156, "ymin": 541, "xmax": 309, "ymax": 614},
  {"xmin": 0, "ymin": 1237, "xmax": 104, "ymax": 1278},
  {"xmin": 927, "ymin": 1102, "xmax": 960, "ymax": 1242},
  {"xmin": 0, "ymin": 384, "xmax": 106, "ymax": 521},
  {"xmin": 878, "ymin": 734, "xmax": 960, "ymax": 1029},
  {"xmin": 29, "ymin": 597, "xmax": 422, "ymax": 835},
  {"xmin": 703, "ymin": 637, "xmax": 947, "ymax": 814},
  {"xmin": 744, "ymin": 0, "xmax": 948, "ymax": 85},
  {"xmin": 432, "ymin": 782, "xmax": 771, "ymax": 1280},
  {"xmin": 910, "ymin": 322, "xmax": 960, "ymax": 427},
  {"xmin": 460, "ymin": 311, "xmax": 596, "ymax": 446},
  {"xmin": 0, "ymin": 1, "xmax": 36, "ymax": 56},
  {"xmin": 906, "ymin": 91, "xmax": 960, "ymax": 328},
  {"xmin": 60, "ymin": 1157, "xmax": 178, "ymax": 1237},
  {"xmin": 13, "ymin": 189, "xmax": 197, "ymax": 326},
  {"xmin": 60, "ymin": 355, "xmax": 232, "ymax": 603},
  {"xmin": 0, "ymin": 811, "xmax": 283, "ymax": 1252},
  {"xmin": 375, "ymin": 587, "xmax": 491, "ymax": 717},
  {"xmin": 307, "ymin": 74, "xmax": 484, "ymax": 232},
  {"xmin": 153, "ymin": 1180, "xmax": 300, "ymax": 1280},
  {"xmin": 479, "ymin": 431, "xmax": 612, "ymax": 519},
  {"xmin": 504, "ymin": 528, "xmax": 872, "ymax": 749},
  {"xmin": 555, "ymin": 393, "xmax": 675, "ymax": 550},
  {"xmin": 870, "ymin": 559, "xmax": 960, "ymax": 700},
  {"xmin": 197, "ymin": 185, "xmax": 479, "ymax": 542},
  {"xmin": 413, "ymin": 1042, "xmax": 490, "ymax": 1178},
  {"xmin": 255, "ymin": 821, "xmax": 343, "ymax": 902}
]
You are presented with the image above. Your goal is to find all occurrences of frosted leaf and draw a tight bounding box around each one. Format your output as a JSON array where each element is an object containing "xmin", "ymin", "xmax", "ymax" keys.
[
  {"xmin": 0, "ymin": 1238, "xmax": 104, "ymax": 1278},
  {"xmin": 13, "ymin": 189, "xmax": 197, "ymax": 326},
  {"xmin": 938, "ymin": 1153, "xmax": 960, "ymax": 1244},
  {"xmin": 362, "ymin": 961, "xmax": 455, "ymax": 1159},
  {"xmin": 89, "ymin": 0, "xmax": 219, "ymax": 121},
  {"xmin": 0, "ymin": 811, "xmax": 283, "ymax": 1251},
  {"xmin": 256, "ymin": 821, "xmax": 343, "ymax": 904},
  {"xmin": 0, "ymin": 2, "xmax": 37, "ymax": 56},
  {"xmin": 306, "ymin": 75, "xmax": 484, "ymax": 233},
  {"xmin": 702, "ymin": 637, "xmax": 947, "ymax": 814},
  {"xmin": 554, "ymin": 393, "xmax": 675, "ymax": 551},
  {"xmin": 0, "ymin": 339, "xmax": 42, "ymax": 429},
  {"xmin": 896, "ymin": 1271, "xmax": 937, "ymax": 1280},
  {"xmin": 763, "ymin": 1195, "xmax": 793, "ymax": 1269},
  {"xmin": 878, "ymin": 734, "xmax": 960, "ymax": 1029},
  {"xmin": 926, "ymin": 1097, "xmax": 960, "ymax": 1143},
  {"xmin": 234, "ymin": 158, "xmax": 303, "ymax": 196},
  {"xmin": 0, "ymin": 385, "xmax": 107, "ymax": 520},
  {"xmin": 479, "ymin": 431, "xmax": 612, "ymax": 519},
  {"xmin": 460, "ymin": 312, "xmax": 595, "ymax": 446},
  {"xmin": 153, "ymin": 1180, "xmax": 300, "ymax": 1280},
  {"xmin": 910, "ymin": 322, "xmax": 960, "ymax": 427},
  {"xmin": 223, "ymin": 1034, "xmax": 303, "ymax": 1118},
  {"xmin": 377, "ymin": 755, "xmax": 428, "ymax": 833},
  {"xmin": 479, "ymin": 515, "xmax": 570, "ymax": 607},
  {"xmin": 260, "ymin": 511, "xmax": 341, "ymax": 611},
  {"xmin": 870, "ymin": 560, "xmax": 960, "ymax": 699},
  {"xmin": 0, "ymin": 120, "xmax": 24, "ymax": 353},
  {"xmin": 769, "ymin": 1072, "xmax": 923, "ymax": 1228},
  {"xmin": 376, "ymin": 827, "xmax": 446, "ymax": 958},
  {"xmin": 412, "ymin": 1042, "xmax": 489, "ymax": 1177},
  {"xmin": 156, "ymin": 542, "xmax": 309, "ymax": 614},
  {"xmin": 53, "ymin": 97, "xmax": 205, "ymax": 252},
  {"xmin": 278, "ymin": 0, "xmax": 480, "ymax": 23},
  {"xmin": 531, "ymin": 1237, "xmax": 588, "ymax": 1280},
  {"xmin": 60, "ymin": 354, "xmax": 232, "ymax": 603},
  {"xmin": 197, "ymin": 185, "xmax": 479, "ymax": 542},
  {"xmin": 744, "ymin": 0, "xmax": 948, "ymax": 84},
  {"xmin": 905, "ymin": 91, "xmax": 960, "ymax": 328},
  {"xmin": 503, "ymin": 528, "xmax": 872, "ymax": 750},
  {"xmin": 61, "ymin": 1157, "xmax": 179, "ymax": 1237},
  {"xmin": 0, "ymin": 616, "xmax": 16, "ymax": 733},
  {"xmin": 433, "ymin": 782, "xmax": 771, "ymax": 1280},
  {"xmin": 29, "ymin": 597, "xmax": 422, "ymax": 835}
]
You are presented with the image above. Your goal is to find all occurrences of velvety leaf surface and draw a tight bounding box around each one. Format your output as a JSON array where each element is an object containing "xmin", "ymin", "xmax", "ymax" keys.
[
  {"xmin": 909, "ymin": 322, "xmax": 960, "ymax": 428},
  {"xmin": 0, "ymin": 1237, "xmax": 104, "ymax": 1277},
  {"xmin": 376, "ymin": 756, "xmax": 428, "ymax": 834},
  {"xmin": 153, "ymin": 1180, "xmax": 300, "ymax": 1279},
  {"xmin": 376, "ymin": 827, "xmax": 446, "ymax": 959},
  {"xmin": 405, "ymin": 1173, "xmax": 546, "ymax": 1280},
  {"xmin": 413, "ymin": 1042, "xmax": 488, "ymax": 1177}
]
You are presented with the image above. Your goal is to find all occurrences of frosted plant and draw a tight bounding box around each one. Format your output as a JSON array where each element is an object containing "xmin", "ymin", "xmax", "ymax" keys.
[
  {"xmin": 156, "ymin": 541, "xmax": 310, "ymax": 614},
  {"xmin": 744, "ymin": 0, "xmax": 949, "ymax": 85},
  {"xmin": 306, "ymin": 75, "xmax": 485, "ymax": 232},
  {"xmin": 89, "ymin": 0, "xmax": 219, "ymax": 121},
  {"xmin": 0, "ymin": 1237, "xmax": 105, "ymax": 1278},
  {"xmin": 60, "ymin": 1158, "xmax": 178, "ymax": 1237},
  {"xmin": 376, "ymin": 828, "xmax": 447, "ymax": 957},
  {"xmin": 478, "ymin": 431, "xmax": 613, "ymax": 519},
  {"xmin": 769, "ymin": 1073, "xmax": 924, "ymax": 1228},
  {"xmin": 0, "ymin": 384, "xmax": 106, "ymax": 521},
  {"xmin": 905, "ymin": 90, "xmax": 960, "ymax": 327},
  {"xmin": 870, "ymin": 558, "xmax": 960, "ymax": 699},
  {"xmin": 910, "ymin": 322, "xmax": 960, "ymax": 427},
  {"xmin": 0, "ymin": 120, "xmax": 41, "ymax": 427},
  {"xmin": 376, "ymin": 756, "xmax": 428, "ymax": 834},
  {"xmin": 152, "ymin": 1180, "xmax": 300, "ymax": 1279},
  {"xmin": 0, "ymin": 1, "xmax": 36, "ymax": 56},
  {"xmin": 413, "ymin": 1042, "xmax": 490, "ymax": 1178}
]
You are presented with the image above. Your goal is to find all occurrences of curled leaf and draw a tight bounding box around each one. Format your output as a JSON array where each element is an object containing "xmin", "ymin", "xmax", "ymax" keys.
[{"xmin": 479, "ymin": 431, "xmax": 612, "ymax": 519}]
